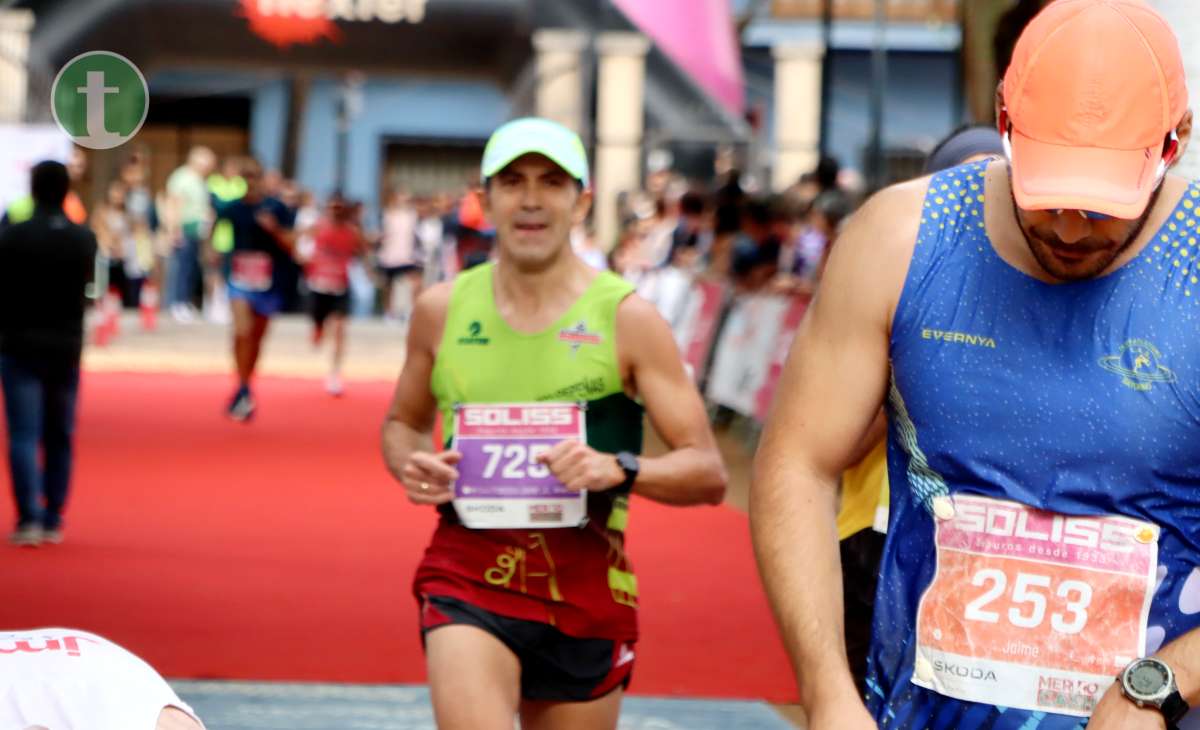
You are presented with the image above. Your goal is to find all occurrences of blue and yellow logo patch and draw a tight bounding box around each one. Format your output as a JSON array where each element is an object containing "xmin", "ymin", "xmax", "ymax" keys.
[{"xmin": 1099, "ymin": 340, "xmax": 1176, "ymax": 392}]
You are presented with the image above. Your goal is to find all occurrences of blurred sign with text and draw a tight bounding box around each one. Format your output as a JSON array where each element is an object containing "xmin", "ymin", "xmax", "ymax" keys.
[{"xmin": 238, "ymin": 0, "xmax": 428, "ymax": 47}]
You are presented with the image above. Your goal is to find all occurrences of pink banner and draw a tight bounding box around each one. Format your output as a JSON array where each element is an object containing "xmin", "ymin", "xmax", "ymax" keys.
[{"xmin": 611, "ymin": 0, "xmax": 745, "ymax": 115}]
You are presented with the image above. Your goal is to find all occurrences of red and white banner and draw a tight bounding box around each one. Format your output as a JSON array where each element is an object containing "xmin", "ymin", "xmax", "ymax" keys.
[
  {"xmin": 636, "ymin": 270, "xmax": 813, "ymax": 421},
  {"xmin": 754, "ymin": 294, "xmax": 811, "ymax": 421},
  {"xmin": 673, "ymin": 279, "xmax": 728, "ymax": 384}
]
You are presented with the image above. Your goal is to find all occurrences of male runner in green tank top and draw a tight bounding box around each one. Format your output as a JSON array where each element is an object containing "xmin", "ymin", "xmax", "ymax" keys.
[{"xmin": 381, "ymin": 117, "xmax": 728, "ymax": 730}]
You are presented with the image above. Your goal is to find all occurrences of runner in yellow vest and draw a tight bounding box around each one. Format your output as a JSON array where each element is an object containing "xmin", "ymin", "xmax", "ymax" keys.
[
  {"xmin": 207, "ymin": 166, "xmax": 247, "ymax": 257},
  {"xmin": 205, "ymin": 164, "xmax": 247, "ymax": 323},
  {"xmin": 381, "ymin": 118, "xmax": 727, "ymax": 730}
]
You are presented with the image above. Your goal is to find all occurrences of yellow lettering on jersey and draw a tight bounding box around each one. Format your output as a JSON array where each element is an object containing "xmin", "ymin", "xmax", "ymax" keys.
[{"xmin": 921, "ymin": 328, "xmax": 997, "ymax": 349}]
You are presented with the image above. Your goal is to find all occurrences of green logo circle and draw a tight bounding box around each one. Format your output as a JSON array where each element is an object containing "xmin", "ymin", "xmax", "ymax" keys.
[{"xmin": 51, "ymin": 51, "xmax": 148, "ymax": 150}]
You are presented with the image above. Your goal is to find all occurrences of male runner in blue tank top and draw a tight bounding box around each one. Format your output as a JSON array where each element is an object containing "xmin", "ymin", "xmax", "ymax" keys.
[{"xmin": 753, "ymin": 2, "xmax": 1198, "ymax": 729}]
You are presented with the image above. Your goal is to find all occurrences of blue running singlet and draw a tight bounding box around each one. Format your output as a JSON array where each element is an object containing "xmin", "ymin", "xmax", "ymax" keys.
[{"xmin": 869, "ymin": 161, "xmax": 1200, "ymax": 730}]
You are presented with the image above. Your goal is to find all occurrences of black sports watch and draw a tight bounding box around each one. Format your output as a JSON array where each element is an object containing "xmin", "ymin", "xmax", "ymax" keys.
[
  {"xmin": 1120, "ymin": 657, "xmax": 1189, "ymax": 730},
  {"xmin": 615, "ymin": 451, "xmax": 640, "ymax": 491}
]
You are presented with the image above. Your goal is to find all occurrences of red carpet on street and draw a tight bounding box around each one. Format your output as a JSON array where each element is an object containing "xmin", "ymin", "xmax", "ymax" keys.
[{"xmin": 0, "ymin": 372, "xmax": 797, "ymax": 702}]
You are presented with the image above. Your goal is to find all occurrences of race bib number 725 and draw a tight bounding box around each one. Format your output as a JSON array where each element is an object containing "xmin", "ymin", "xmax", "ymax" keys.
[
  {"xmin": 451, "ymin": 403, "xmax": 587, "ymax": 529},
  {"xmin": 913, "ymin": 494, "xmax": 1158, "ymax": 716}
]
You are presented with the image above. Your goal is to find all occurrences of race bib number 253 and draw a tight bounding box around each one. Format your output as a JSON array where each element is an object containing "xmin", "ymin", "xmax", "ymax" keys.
[{"xmin": 913, "ymin": 494, "xmax": 1158, "ymax": 717}]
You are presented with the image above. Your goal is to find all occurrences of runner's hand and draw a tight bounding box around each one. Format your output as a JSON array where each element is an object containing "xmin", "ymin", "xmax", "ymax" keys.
[
  {"xmin": 536, "ymin": 441, "xmax": 625, "ymax": 492},
  {"xmin": 1086, "ymin": 683, "xmax": 1166, "ymax": 729},
  {"xmin": 401, "ymin": 451, "xmax": 461, "ymax": 506}
]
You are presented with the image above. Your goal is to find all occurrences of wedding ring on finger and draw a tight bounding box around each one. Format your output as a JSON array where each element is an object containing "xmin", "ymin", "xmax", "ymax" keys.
[{"xmin": 420, "ymin": 481, "xmax": 431, "ymax": 493}]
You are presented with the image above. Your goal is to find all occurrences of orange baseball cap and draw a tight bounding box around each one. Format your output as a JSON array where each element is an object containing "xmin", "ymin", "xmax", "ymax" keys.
[{"xmin": 1002, "ymin": 0, "xmax": 1188, "ymax": 219}]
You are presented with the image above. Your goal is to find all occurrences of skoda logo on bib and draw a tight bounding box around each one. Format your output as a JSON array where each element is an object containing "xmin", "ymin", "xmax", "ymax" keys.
[{"xmin": 913, "ymin": 494, "xmax": 1158, "ymax": 716}]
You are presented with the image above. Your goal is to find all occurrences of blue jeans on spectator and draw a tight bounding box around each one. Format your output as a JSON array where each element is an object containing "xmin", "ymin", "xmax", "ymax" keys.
[
  {"xmin": 168, "ymin": 225, "xmax": 202, "ymax": 308},
  {"xmin": 0, "ymin": 355, "xmax": 81, "ymax": 530}
]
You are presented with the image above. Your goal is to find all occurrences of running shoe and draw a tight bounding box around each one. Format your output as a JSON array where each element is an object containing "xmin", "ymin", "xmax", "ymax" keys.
[
  {"xmin": 9, "ymin": 524, "xmax": 42, "ymax": 547},
  {"xmin": 325, "ymin": 374, "xmax": 344, "ymax": 397},
  {"xmin": 171, "ymin": 303, "xmax": 197, "ymax": 324},
  {"xmin": 227, "ymin": 386, "xmax": 256, "ymax": 422},
  {"xmin": 42, "ymin": 528, "xmax": 63, "ymax": 545}
]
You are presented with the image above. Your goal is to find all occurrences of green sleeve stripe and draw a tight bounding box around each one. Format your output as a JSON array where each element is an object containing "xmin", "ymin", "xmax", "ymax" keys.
[
  {"xmin": 608, "ymin": 567, "xmax": 639, "ymax": 597},
  {"xmin": 606, "ymin": 498, "xmax": 629, "ymax": 532}
]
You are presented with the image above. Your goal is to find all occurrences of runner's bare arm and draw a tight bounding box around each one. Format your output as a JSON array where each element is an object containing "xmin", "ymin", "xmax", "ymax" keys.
[
  {"xmin": 750, "ymin": 181, "xmax": 924, "ymax": 725},
  {"xmin": 1159, "ymin": 632, "xmax": 1200, "ymax": 708},
  {"xmin": 381, "ymin": 282, "xmax": 460, "ymax": 505},
  {"xmin": 156, "ymin": 707, "xmax": 204, "ymax": 730},
  {"xmin": 537, "ymin": 295, "xmax": 726, "ymax": 503},
  {"xmin": 617, "ymin": 294, "xmax": 728, "ymax": 506},
  {"xmin": 846, "ymin": 409, "xmax": 887, "ymax": 467}
]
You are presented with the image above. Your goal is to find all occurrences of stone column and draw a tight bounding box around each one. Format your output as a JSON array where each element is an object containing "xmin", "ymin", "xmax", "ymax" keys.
[
  {"xmin": 772, "ymin": 41, "xmax": 825, "ymax": 191},
  {"xmin": 594, "ymin": 31, "xmax": 649, "ymax": 252},
  {"xmin": 533, "ymin": 28, "xmax": 588, "ymax": 135},
  {"xmin": 0, "ymin": 9, "xmax": 34, "ymax": 123}
]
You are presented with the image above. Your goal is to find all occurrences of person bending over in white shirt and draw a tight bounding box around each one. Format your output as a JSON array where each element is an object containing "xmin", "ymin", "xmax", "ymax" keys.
[{"xmin": 1, "ymin": 628, "xmax": 205, "ymax": 730}]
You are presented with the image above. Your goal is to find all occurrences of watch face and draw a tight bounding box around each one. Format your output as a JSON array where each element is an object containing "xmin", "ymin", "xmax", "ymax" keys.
[{"xmin": 1128, "ymin": 661, "xmax": 1170, "ymax": 696}]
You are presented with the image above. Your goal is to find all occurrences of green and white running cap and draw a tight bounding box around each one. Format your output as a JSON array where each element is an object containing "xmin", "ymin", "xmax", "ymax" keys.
[{"xmin": 481, "ymin": 117, "xmax": 589, "ymax": 188}]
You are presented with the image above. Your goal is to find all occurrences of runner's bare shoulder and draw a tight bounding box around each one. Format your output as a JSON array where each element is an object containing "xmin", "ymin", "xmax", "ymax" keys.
[
  {"xmin": 614, "ymin": 292, "xmax": 664, "ymax": 329},
  {"xmin": 614, "ymin": 293, "xmax": 675, "ymax": 368},
  {"xmin": 821, "ymin": 177, "xmax": 932, "ymax": 327},
  {"xmin": 409, "ymin": 281, "xmax": 454, "ymax": 352}
]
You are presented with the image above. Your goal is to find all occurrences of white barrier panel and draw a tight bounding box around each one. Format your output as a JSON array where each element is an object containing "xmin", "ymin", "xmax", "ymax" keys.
[
  {"xmin": 0, "ymin": 124, "xmax": 73, "ymax": 211},
  {"xmin": 706, "ymin": 295, "xmax": 790, "ymax": 417},
  {"xmin": 638, "ymin": 266, "xmax": 694, "ymax": 327}
]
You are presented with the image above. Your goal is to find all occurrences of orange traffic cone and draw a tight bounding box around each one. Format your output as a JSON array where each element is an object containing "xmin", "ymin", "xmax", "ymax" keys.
[
  {"xmin": 140, "ymin": 282, "xmax": 158, "ymax": 331},
  {"xmin": 106, "ymin": 287, "xmax": 121, "ymax": 338},
  {"xmin": 92, "ymin": 310, "xmax": 110, "ymax": 346},
  {"xmin": 93, "ymin": 289, "xmax": 117, "ymax": 346}
]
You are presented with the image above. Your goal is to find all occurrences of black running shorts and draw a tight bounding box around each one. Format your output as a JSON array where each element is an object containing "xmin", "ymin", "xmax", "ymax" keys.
[
  {"xmin": 309, "ymin": 291, "xmax": 349, "ymax": 327},
  {"xmin": 419, "ymin": 593, "xmax": 634, "ymax": 702}
]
